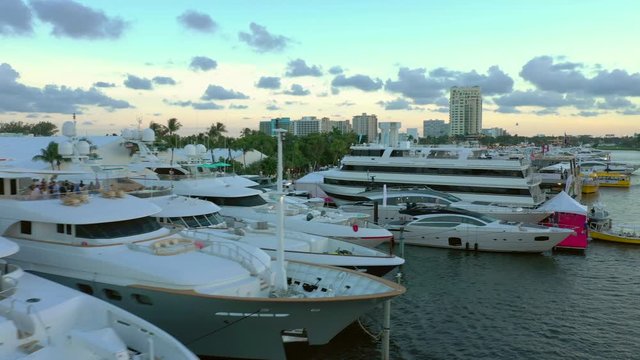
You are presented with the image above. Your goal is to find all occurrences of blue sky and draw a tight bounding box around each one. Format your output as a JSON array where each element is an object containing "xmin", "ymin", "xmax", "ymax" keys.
[{"xmin": 1, "ymin": 0, "xmax": 639, "ymax": 137}]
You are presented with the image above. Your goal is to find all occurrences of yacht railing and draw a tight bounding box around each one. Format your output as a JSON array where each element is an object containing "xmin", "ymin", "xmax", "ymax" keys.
[{"xmin": 180, "ymin": 230, "xmax": 273, "ymax": 284}]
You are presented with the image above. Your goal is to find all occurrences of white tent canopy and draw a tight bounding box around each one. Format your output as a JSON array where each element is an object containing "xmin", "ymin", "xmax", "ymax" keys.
[{"xmin": 539, "ymin": 191, "xmax": 587, "ymax": 215}]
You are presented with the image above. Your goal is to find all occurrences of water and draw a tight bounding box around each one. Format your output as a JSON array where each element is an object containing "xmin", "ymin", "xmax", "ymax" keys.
[{"xmin": 286, "ymin": 150, "xmax": 640, "ymax": 360}]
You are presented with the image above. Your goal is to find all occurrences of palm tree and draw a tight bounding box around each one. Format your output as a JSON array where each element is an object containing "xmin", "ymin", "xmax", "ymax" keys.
[
  {"xmin": 32, "ymin": 141, "xmax": 63, "ymax": 170},
  {"xmin": 166, "ymin": 118, "xmax": 182, "ymax": 165},
  {"xmin": 207, "ymin": 122, "xmax": 227, "ymax": 163}
]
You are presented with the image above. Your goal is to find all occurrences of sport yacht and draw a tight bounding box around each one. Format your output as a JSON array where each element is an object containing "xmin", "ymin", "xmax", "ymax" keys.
[
  {"xmin": 0, "ymin": 171, "xmax": 405, "ymax": 360},
  {"xmin": 0, "ymin": 235, "xmax": 198, "ymax": 360},
  {"xmin": 339, "ymin": 188, "xmax": 553, "ymax": 226},
  {"xmin": 386, "ymin": 206, "xmax": 573, "ymax": 252},
  {"xmin": 320, "ymin": 143, "xmax": 546, "ymax": 207},
  {"xmin": 136, "ymin": 191, "xmax": 404, "ymax": 276}
]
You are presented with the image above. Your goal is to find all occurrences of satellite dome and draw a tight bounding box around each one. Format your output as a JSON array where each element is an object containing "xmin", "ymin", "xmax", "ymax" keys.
[
  {"xmin": 121, "ymin": 129, "xmax": 132, "ymax": 139},
  {"xmin": 196, "ymin": 144, "xmax": 207, "ymax": 155},
  {"xmin": 77, "ymin": 141, "xmax": 90, "ymax": 155},
  {"xmin": 184, "ymin": 144, "xmax": 196, "ymax": 157},
  {"xmin": 59, "ymin": 141, "xmax": 73, "ymax": 156},
  {"xmin": 142, "ymin": 128, "xmax": 156, "ymax": 142},
  {"xmin": 62, "ymin": 121, "xmax": 76, "ymax": 137}
]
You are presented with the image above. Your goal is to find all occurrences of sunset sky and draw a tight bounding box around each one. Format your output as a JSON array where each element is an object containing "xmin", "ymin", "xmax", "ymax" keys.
[{"xmin": 1, "ymin": 0, "xmax": 640, "ymax": 137}]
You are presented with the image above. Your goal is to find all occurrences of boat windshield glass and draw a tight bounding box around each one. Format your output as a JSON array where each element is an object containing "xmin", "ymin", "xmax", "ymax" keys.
[
  {"xmin": 76, "ymin": 216, "xmax": 161, "ymax": 239},
  {"xmin": 204, "ymin": 212, "xmax": 226, "ymax": 225}
]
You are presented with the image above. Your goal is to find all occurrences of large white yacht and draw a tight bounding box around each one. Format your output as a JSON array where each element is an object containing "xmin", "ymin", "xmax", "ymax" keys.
[
  {"xmin": 320, "ymin": 142, "xmax": 546, "ymax": 208},
  {"xmin": 0, "ymin": 171, "xmax": 405, "ymax": 360},
  {"xmin": 386, "ymin": 206, "xmax": 573, "ymax": 252},
  {"xmin": 339, "ymin": 188, "xmax": 553, "ymax": 226},
  {"xmin": 137, "ymin": 191, "xmax": 404, "ymax": 276},
  {"xmin": 0, "ymin": 235, "xmax": 198, "ymax": 360}
]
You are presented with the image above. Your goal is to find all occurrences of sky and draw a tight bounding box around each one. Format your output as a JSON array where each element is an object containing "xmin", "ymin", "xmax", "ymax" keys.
[{"xmin": 1, "ymin": 0, "xmax": 640, "ymax": 138}]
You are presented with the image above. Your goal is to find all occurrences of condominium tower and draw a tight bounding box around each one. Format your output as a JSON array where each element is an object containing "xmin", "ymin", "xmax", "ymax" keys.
[
  {"xmin": 352, "ymin": 113, "xmax": 378, "ymax": 143},
  {"xmin": 449, "ymin": 86, "xmax": 482, "ymax": 136}
]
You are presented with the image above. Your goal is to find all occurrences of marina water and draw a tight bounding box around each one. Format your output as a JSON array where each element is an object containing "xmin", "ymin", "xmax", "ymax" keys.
[{"xmin": 286, "ymin": 150, "xmax": 640, "ymax": 360}]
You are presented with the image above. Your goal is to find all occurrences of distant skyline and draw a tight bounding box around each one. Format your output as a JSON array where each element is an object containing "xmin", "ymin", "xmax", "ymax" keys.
[{"xmin": 1, "ymin": 0, "xmax": 639, "ymax": 137}]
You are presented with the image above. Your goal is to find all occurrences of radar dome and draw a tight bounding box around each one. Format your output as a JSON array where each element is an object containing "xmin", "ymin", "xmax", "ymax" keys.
[
  {"xmin": 62, "ymin": 121, "xmax": 76, "ymax": 137},
  {"xmin": 77, "ymin": 141, "xmax": 90, "ymax": 155},
  {"xmin": 196, "ymin": 144, "xmax": 207, "ymax": 155},
  {"xmin": 142, "ymin": 128, "xmax": 156, "ymax": 142},
  {"xmin": 59, "ymin": 141, "xmax": 73, "ymax": 156},
  {"xmin": 121, "ymin": 129, "xmax": 132, "ymax": 139},
  {"xmin": 184, "ymin": 144, "xmax": 196, "ymax": 157}
]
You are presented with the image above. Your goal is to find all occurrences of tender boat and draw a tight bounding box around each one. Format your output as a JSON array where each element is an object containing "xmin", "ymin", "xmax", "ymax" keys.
[
  {"xmin": 0, "ymin": 171, "xmax": 405, "ymax": 360},
  {"xmin": 590, "ymin": 223, "xmax": 640, "ymax": 244},
  {"xmin": 0, "ymin": 235, "xmax": 199, "ymax": 360},
  {"xmin": 137, "ymin": 191, "xmax": 404, "ymax": 276},
  {"xmin": 594, "ymin": 171, "xmax": 630, "ymax": 188},
  {"xmin": 386, "ymin": 206, "xmax": 574, "ymax": 252}
]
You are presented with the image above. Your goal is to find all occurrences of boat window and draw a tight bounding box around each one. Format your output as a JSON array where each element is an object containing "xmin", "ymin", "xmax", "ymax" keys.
[
  {"xmin": 10, "ymin": 179, "xmax": 17, "ymax": 195},
  {"xmin": 340, "ymin": 165, "xmax": 526, "ymax": 178},
  {"xmin": 57, "ymin": 223, "xmax": 64, "ymax": 233},
  {"xmin": 182, "ymin": 216, "xmax": 202, "ymax": 228},
  {"xmin": 194, "ymin": 215, "xmax": 211, "ymax": 227},
  {"xmin": 76, "ymin": 217, "xmax": 161, "ymax": 239},
  {"xmin": 349, "ymin": 149, "xmax": 385, "ymax": 157},
  {"xmin": 132, "ymin": 293, "xmax": 153, "ymax": 305},
  {"xmin": 205, "ymin": 212, "xmax": 226, "ymax": 226},
  {"xmin": 199, "ymin": 194, "xmax": 267, "ymax": 207},
  {"xmin": 0, "ymin": 178, "xmax": 3, "ymax": 195},
  {"xmin": 66, "ymin": 224, "xmax": 72, "ymax": 235},
  {"xmin": 390, "ymin": 150, "xmax": 410, "ymax": 157},
  {"xmin": 168, "ymin": 217, "xmax": 187, "ymax": 227},
  {"xmin": 104, "ymin": 289, "xmax": 122, "ymax": 301},
  {"xmin": 20, "ymin": 221, "xmax": 32, "ymax": 235},
  {"xmin": 76, "ymin": 283, "xmax": 94, "ymax": 295},
  {"xmin": 413, "ymin": 216, "xmax": 459, "ymax": 228}
]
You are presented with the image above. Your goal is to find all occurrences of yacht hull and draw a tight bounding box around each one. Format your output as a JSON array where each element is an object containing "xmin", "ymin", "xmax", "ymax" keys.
[{"xmin": 33, "ymin": 271, "xmax": 400, "ymax": 360}]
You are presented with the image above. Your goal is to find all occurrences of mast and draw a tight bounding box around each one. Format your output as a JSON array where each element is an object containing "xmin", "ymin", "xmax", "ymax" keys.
[{"xmin": 273, "ymin": 128, "xmax": 288, "ymax": 292}]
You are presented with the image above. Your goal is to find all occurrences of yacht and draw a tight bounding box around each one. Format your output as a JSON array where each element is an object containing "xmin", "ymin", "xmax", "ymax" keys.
[
  {"xmin": 0, "ymin": 235, "xmax": 198, "ymax": 360},
  {"xmin": 578, "ymin": 160, "xmax": 639, "ymax": 175},
  {"xmin": 136, "ymin": 191, "xmax": 404, "ymax": 276},
  {"xmin": 386, "ymin": 206, "xmax": 574, "ymax": 252},
  {"xmin": 0, "ymin": 171, "xmax": 405, "ymax": 360},
  {"xmin": 320, "ymin": 143, "xmax": 546, "ymax": 208},
  {"xmin": 339, "ymin": 188, "xmax": 553, "ymax": 226}
]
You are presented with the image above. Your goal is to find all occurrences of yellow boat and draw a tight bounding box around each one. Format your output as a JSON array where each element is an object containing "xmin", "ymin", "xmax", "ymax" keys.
[
  {"xmin": 590, "ymin": 222, "xmax": 640, "ymax": 244},
  {"xmin": 580, "ymin": 172, "xmax": 599, "ymax": 194},
  {"xmin": 595, "ymin": 171, "xmax": 630, "ymax": 188}
]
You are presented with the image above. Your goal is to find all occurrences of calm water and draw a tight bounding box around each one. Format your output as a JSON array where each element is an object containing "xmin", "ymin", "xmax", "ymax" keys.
[{"xmin": 286, "ymin": 150, "xmax": 640, "ymax": 360}]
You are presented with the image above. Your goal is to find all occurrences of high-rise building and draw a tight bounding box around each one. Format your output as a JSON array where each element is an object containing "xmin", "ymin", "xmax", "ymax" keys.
[
  {"xmin": 449, "ymin": 86, "xmax": 482, "ymax": 136},
  {"xmin": 259, "ymin": 117, "xmax": 293, "ymax": 135},
  {"xmin": 423, "ymin": 119, "xmax": 449, "ymax": 137},
  {"xmin": 329, "ymin": 119, "xmax": 351, "ymax": 133},
  {"xmin": 406, "ymin": 128, "xmax": 419, "ymax": 141},
  {"xmin": 352, "ymin": 113, "xmax": 378, "ymax": 143},
  {"xmin": 294, "ymin": 117, "xmax": 321, "ymax": 136}
]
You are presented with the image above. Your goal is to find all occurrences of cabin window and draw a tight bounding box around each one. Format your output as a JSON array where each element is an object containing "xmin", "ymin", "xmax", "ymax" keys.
[
  {"xmin": 534, "ymin": 236, "xmax": 550, "ymax": 241},
  {"xmin": 57, "ymin": 224, "xmax": 64, "ymax": 233},
  {"xmin": 10, "ymin": 179, "xmax": 17, "ymax": 195},
  {"xmin": 199, "ymin": 195, "xmax": 267, "ymax": 207},
  {"xmin": 132, "ymin": 294, "xmax": 153, "ymax": 305},
  {"xmin": 448, "ymin": 237, "xmax": 462, "ymax": 246},
  {"xmin": 104, "ymin": 289, "xmax": 122, "ymax": 301},
  {"xmin": 0, "ymin": 178, "xmax": 3, "ymax": 195},
  {"xmin": 66, "ymin": 224, "xmax": 72, "ymax": 235},
  {"xmin": 76, "ymin": 217, "xmax": 161, "ymax": 239},
  {"xmin": 77, "ymin": 283, "xmax": 94, "ymax": 295},
  {"xmin": 20, "ymin": 221, "xmax": 32, "ymax": 235}
]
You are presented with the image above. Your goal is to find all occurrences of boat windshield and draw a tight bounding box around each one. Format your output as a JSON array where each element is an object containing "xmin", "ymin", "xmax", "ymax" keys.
[
  {"xmin": 76, "ymin": 216, "xmax": 161, "ymax": 239},
  {"xmin": 168, "ymin": 212, "xmax": 226, "ymax": 228}
]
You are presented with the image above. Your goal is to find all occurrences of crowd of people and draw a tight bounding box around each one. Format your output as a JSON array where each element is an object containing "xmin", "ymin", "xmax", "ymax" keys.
[{"xmin": 27, "ymin": 178, "xmax": 100, "ymax": 199}]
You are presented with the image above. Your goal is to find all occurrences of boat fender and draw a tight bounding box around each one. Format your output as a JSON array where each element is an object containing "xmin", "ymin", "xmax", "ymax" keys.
[
  {"xmin": 306, "ymin": 213, "xmax": 314, "ymax": 221},
  {"xmin": 352, "ymin": 224, "xmax": 359, "ymax": 232},
  {"xmin": 474, "ymin": 243, "xmax": 478, "ymax": 251},
  {"xmin": 81, "ymin": 241, "xmax": 88, "ymax": 246}
]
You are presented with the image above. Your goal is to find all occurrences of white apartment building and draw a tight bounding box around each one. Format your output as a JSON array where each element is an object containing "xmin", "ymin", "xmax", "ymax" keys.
[{"xmin": 449, "ymin": 86, "xmax": 482, "ymax": 136}]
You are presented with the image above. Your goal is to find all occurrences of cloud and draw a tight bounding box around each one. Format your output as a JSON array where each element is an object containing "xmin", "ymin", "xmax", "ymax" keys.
[
  {"xmin": 229, "ymin": 104, "xmax": 248, "ymax": 109},
  {"xmin": 82, "ymin": 120, "xmax": 94, "ymax": 125},
  {"xmin": 520, "ymin": 56, "xmax": 640, "ymax": 96},
  {"xmin": 331, "ymin": 87, "xmax": 340, "ymax": 95},
  {"xmin": 619, "ymin": 109, "xmax": 640, "ymax": 115},
  {"xmin": 31, "ymin": 0, "xmax": 127, "ymax": 39},
  {"xmin": 256, "ymin": 76, "xmax": 281, "ymax": 89},
  {"xmin": 238, "ymin": 22, "xmax": 290, "ymax": 53},
  {"xmin": 597, "ymin": 96, "xmax": 633, "ymax": 110},
  {"xmin": 329, "ymin": 66, "xmax": 344, "ymax": 75},
  {"xmin": 0, "ymin": 0, "xmax": 33, "ymax": 35},
  {"xmin": 377, "ymin": 98, "xmax": 416, "ymax": 110},
  {"xmin": 189, "ymin": 56, "xmax": 217, "ymax": 71},
  {"xmin": 337, "ymin": 101, "xmax": 354, "ymax": 107},
  {"xmin": 285, "ymin": 59, "xmax": 322, "ymax": 77},
  {"xmin": 93, "ymin": 81, "xmax": 115, "ymax": 88},
  {"xmin": 266, "ymin": 104, "xmax": 281, "ymax": 111},
  {"xmin": 201, "ymin": 85, "xmax": 249, "ymax": 100},
  {"xmin": 385, "ymin": 66, "xmax": 513, "ymax": 104},
  {"xmin": 177, "ymin": 10, "xmax": 217, "ymax": 33},
  {"xmin": 164, "ymin": 99, "xmax": 224, "ymax": 110},
  {"xmin": 283, "ymin": 84, "xmax": 310, "ymax": 96},
  {"xmin": 0, "ymin": 63, "xmax": 131, "ymax": 113},
  {"xmin": 124, "ymin": 74, "xmax": 152, "ymax": 90},
  {"xmin": 332, "ymin": 74, "xmax": 383, "ymax": 92},
  {"xmin": 152, "ymin": 76, "xmax": 176, "ymax": 85},
  {"xmin": 574, "ymin": 111, "xmax": 601, "ymax": 117}
]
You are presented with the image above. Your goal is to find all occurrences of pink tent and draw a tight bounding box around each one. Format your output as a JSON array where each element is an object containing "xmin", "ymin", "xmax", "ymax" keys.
[{"xmin": 539, "ymin": 191, "xmax": 588, "ymax": 251}]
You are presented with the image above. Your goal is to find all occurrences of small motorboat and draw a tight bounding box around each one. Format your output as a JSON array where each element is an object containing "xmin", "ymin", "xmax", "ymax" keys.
[{"xmin": 590, "ymin": 222, "xmax": 640, "ymax": 244}]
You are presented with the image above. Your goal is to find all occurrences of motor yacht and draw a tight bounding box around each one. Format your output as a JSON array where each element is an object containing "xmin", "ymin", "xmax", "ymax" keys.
[
  {"xmin": 0, "ymin": 171, "xmax": 405, "ymax": 360},
  {"xmin": 0, "ymin": 235, "xmax": 198, "ymax": 360},
  {"xmin": 339, "ymin": 188, "xmax": 553, "ymax": 226},
  {"xmin": 135, "ymin": 191, "xmax": 404, "ymax": 276},
  {"xmin": 386, "ymin": 206, "xmax": 573, "ymax": 252}
]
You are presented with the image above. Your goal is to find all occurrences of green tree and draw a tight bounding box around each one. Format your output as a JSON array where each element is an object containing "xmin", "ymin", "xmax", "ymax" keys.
[
  {"xmin": 32, "ymin": 141, "xmax": 63, "ymax": 170},
  {"xmin": 207, "ymin": 122, "xmax": 227, "ymax": 161},
  {"xmin": 30, "ymin": 121, "xmax": 58, "ymax": 136},
  {"xmin": 166, "ymin": 118, "xmax": 182, "ymax": 165}
]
